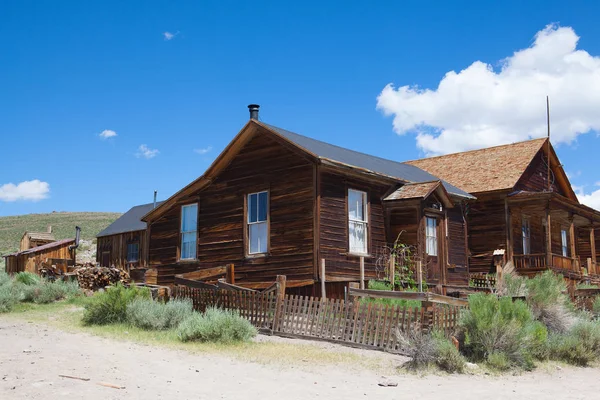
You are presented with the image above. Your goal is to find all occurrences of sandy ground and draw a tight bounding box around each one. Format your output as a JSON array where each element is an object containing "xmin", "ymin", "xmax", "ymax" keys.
[{"xmin": 1, "ymin": 320, "xmax": 600, "ymax": 400}]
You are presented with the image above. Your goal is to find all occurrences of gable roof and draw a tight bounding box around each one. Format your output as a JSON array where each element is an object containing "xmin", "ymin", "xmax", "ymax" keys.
[
  {"xmin": 24, "ymin": 232, "xmax": 55, "ymax": 242},
  {"xmin": 405, "ymin": 138, "xmax": 552, "ymax": 194},
  {"xmin": 4, "ymin": 238, "xmax": 75, "ymax": 258},
  {"xmin": 383, "ymin": 181, "xmax": 453, "ymax": 208},
  {"xmin": 262, "ymin": 123, "xmax": 473, "ymax": 199},
  {"xmin": 97, "ymin": 201, "xmax": 164, "ymax": 238}
]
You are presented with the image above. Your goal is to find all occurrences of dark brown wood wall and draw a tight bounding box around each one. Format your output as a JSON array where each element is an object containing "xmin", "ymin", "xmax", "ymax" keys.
[
  {"xmin": 446, "ymin": 206, "xmax": 469, "ymax": 285},
  {"xmin": 467, "ymin": 194, "xmax": 507, "ymax": 273},
  {"xmin": 96, "ymin": 230, "xmax": 148, "ymax": 270},
  {"xmin": 147, "ymin": 131, "xmax": 315, "ymax": 286},
  {"xmin": 516, "ymin": 151, "xmax": 565, "ymax": 195},
  {"xmin": 510, "ymin": 208, "xmax": 546, "ymax": 256},
  {"xmin": 318, "ymin": 169, "xmax": 389, "ymax": 281},
  {"xmin": 6, "ymin": 243, "xmax": 75, "ymax": 274}
]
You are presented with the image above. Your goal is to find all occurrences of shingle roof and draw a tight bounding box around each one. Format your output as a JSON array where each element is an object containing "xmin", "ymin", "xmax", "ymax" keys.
[
  {"xmin": 96, "ymin": 201, "xmax": 164, "ymax": 237},
  {"xmin": 405, "ymin": 138, "xmax": 547, "ymax": 194},
  {"xmin": 384, "ymin": 181, "xmax": 441, "ymax": 201},
  {"xmin": 263, "ymin": 123, "xmax": 474, "ymax": 199},
  {"xmin": 25, "ymin": 232, "xmax": 55, "ymax": 242},
  {"xmin": 4, "ymin": 238, "xmax": 75, "ymax": 258}
]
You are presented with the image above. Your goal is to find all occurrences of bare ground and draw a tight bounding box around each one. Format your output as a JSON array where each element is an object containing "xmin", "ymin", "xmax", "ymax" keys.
[{"xmin": 1, "ymin": 319, "xmax": 600, "ymax": 400}]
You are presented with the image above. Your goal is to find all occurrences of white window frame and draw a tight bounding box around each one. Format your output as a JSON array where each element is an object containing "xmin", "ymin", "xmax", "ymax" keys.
[
  {"xmin": 180, "ymin": 203, "xmax": 198, "ymax": 260},
  {"xmin": 522, "ymin": 217, "xmax": 531, "ymax": 255},
  {"xmin": 247, "ymin": 191, "xmax": 269, "ymax": 255},
  {"xmin": 348, "ymin": 189, "xmax": 368, "ymax": 255},
  {"xmin": 561, "ymin": 229, "xmax": 569, "ymax": 257},
  {"xmin": 126, "ymin": 242, "xmax": 139, "ymax": 263},
  {"xmin": 426, "ymin": 216, "xmax": 438, "ymax": 256}
]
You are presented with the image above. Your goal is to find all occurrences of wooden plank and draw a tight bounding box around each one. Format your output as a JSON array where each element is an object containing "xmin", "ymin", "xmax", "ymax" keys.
[
  {"xmin": 176, "ymin": 265, "xmax": 228, "ymax": 281},
  {"xmin": 360, "ymin": 257, "xmax": 365, "ymax": 290},
  {"xmin": 174, "ymin": 277, "xmax": 218, "ymax": 289},
  {"xmin": 347, "ymin": 288, "xmax": 468, "ymax": 307}
]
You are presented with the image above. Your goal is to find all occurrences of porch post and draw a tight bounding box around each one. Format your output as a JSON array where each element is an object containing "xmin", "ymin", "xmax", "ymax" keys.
[
  {"xmin": 569, "ymin": 215, "xmax": 577, "ymax": 260},
  {"xmin": 504, "ymin": 199, "xmax": 513, "ymax": 261},
  {"xmin": 546, "ymin": 208, "xmax": 552, "ymax": 267},
  {"xmin": 591, "ymin": 227, "xmax": 597, "ymax": 264}
]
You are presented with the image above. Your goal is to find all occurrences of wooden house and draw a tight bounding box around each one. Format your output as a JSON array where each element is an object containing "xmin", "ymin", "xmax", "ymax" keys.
[
  {"xmin": 19, "ymin": 226, "xmax": 55, "ymax": 251},
  {"xmin": 407, "ymin": 139, "xmax": 600, "ymax": 284},
  {"xmin": 4, "ymin": 227, "xmax": 80, "ymax": 274},
  {"xmin": 96, "ymin": 201, "xmax": 163, "ymax": 276},
  {"xmin": 140, "ymin": 105, "xmax": 475, "ymax": 296}
]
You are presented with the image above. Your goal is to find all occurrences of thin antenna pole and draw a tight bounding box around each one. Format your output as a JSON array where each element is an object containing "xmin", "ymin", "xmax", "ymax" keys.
[{"xmin": 546, "ymin": 96, "xmax": 551, "ymax": 192}]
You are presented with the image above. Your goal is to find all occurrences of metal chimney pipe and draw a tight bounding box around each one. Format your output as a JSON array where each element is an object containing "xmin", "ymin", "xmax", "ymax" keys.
[
  {"xmin": 69, "ymin": 226, "xmax": 81, "ymax": 251},
  {"xmin": 153, "ymin": 190, "xmax": 157, "ymax": 209},
  {"xmin": 248, "ymin": 104, "xmax": 260, "ymax": 120}
]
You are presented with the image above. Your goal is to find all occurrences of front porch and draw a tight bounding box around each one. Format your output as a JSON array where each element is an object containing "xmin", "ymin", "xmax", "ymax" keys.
[{"xmin": 507, "ymin": 192, "xmax": 600, "ymax": 283}]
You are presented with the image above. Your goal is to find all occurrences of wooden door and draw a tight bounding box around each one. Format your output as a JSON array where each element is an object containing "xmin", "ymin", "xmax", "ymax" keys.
[
  {"xmin": 425, "ymin": 216, "xmax": 441, "ymax": 282},
  {"xmin": 101, "ymin": 251, "xmax": 110, "ymax": 267}
]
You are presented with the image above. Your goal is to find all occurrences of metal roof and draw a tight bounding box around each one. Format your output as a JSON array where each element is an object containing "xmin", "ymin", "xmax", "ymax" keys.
[
  {"xmin": 25, "ymin": 232, "xmax": 55, "ymax": 242},
  {"xmin": 4, "ymin": 238, "xmax": 75, "ymax": 258},
  {"xmin": 263, "ymin": 123, "xmax": 474, "ymax": 199},
  {"xmin": 96, "ymin": 201, "xmax": 164, "ymax": 238}
]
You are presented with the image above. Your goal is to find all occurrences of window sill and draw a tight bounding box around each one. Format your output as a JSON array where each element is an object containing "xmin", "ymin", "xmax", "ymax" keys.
[
  {"xmin": 245, "ymin": 253, "xmax": 269, "ymax": 260},
  {"xmin": 178, "ymin": 259, "xmax": 198, "ymax": 264},
  {"xmin": 343, "ymin": 252, "xmax": 373, "ymax": 258}
]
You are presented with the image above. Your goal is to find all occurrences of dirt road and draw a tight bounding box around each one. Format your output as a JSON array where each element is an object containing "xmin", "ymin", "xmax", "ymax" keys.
[{"xmin": 1, "ymin": 319, "xmax": 599, "ymax": 400}]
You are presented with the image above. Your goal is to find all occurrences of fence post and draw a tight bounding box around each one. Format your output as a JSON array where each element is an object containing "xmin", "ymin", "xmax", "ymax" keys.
[
  {"xmin": 226, "ymin": 263, "xmax": 235, "ymax": 285},
  {"xmin": 417, "ymin": 260, "xmax": 423, "ymax": 293},
  {"xmin": 273, "ymin": 275, "xmax": 287, "ymax": 332},
  {"xmin": 320, "ymin": 258, "xmax": 327, "ymax": 299},
  {"xmin": 389, "ymin": 254, "xmax": 395, "ymax": 290},
  {"xmin": 359, "ymin": 256, "xmax": 365, "ymax": 290},
  {"xmin": 421, "ymin": 300, "xmax": 434, "ymax": 333}
]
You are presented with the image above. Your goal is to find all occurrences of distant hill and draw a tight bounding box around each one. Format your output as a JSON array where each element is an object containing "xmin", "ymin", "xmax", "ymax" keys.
[{"xmin": 0, "ymin": 212, "xmax": 121, "ymax": 271}]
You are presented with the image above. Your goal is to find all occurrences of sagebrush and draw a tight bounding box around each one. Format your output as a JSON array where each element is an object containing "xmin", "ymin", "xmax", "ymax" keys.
[
  {"xmin": 82, "ymin": 284, "xmax": 151, "ymax": 325},
  {"xmin": 177, "ymin": 307, "xmax": 257, "ymax": 343},
  {"xmin": 126, "ymin": 298, "xmax": 194, "ymax": 330}
]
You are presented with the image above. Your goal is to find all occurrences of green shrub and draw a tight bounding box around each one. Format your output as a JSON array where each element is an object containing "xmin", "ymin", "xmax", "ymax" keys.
[
  {"xmin": 547, "ymin": 320, "xmax": 600, "ymax": 366},
  {"xmin": 459, "ymin": 293, "xmax": 544, "ymax": 369},
  {"xmin": 525, "ymin": 271, "xmax": 574, "ymax": 333},
  {"xmin": 0, "ymin": 284, "xmax": 19, "ymax": 313},
  {"xmin": 14, "ymin": 272, "xmax": 40, "ymax": 286},
  {"xmin": 362, "ymin": 281, "xmax": 422, "ymax": 308},
  {"xmin": 431, "ymin": 332, "xmax": 466, "ymax": 373},
  {"xmin": 592, "ymin": 296, "xmax": 600, "ymax": 315},
  {"xmin": 487, "ymin": 352, "xmax": 511, "ymax": 371},
  {"xmin": 82, "ymin": 284, "xmax": 151, "ymax": 326},
  {"xmin": 20, "ymin": 280, "xmax": 81, "ymax": 304},
  {"xmin": 177, "ymin": 307, "xmax": 257, "ymax": 343},
  {"xmin": 126, "ymin": 298, "xmax": 194, "ymax": 330},
  {"xmin": 0, "ymin": 271, "xmax": 11, "ymax": 287}
]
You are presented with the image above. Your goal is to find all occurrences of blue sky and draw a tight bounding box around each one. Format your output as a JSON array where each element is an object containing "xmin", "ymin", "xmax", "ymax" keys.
[{"xmin": 2, "ymin": 0, "xmax": 600, "ymax": 216}]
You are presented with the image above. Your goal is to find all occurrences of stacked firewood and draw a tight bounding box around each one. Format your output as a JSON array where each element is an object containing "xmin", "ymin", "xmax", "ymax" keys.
[{"xmin": 75, "ymin": 266, "xmax": 130, "ymax": 290}]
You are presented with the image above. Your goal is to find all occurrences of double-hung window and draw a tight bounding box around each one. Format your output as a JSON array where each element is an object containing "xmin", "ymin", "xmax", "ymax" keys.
[
  {"xmin": 348, "ymin": 189, "xmax": 368, "ymax": 254},
  {"xmin": 522, "ymin": 218, "xmax": 531, "ymax": 255},
  {"xmin": 426, "ymin": 217, "xmax": 438, "ymax": 256},
  {"xmin": 126, "ymin": 242, "xmax": 139, "ymax": 263},
  {"xmin": 561, "ymin": 229, "xmax": 568, "ymax": 257},
  {"xmin": 247, "ymin": 191, "xmax": 268, "ymax": 254},
  {"xmin": 180, "ymin": 204, "xmax": 198, "ymax": 260}
]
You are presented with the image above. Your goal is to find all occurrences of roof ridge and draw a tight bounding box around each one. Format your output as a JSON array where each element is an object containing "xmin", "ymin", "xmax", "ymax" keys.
[{"xmin": 404, "ymin": 137, "xmax": 547, "ymax": 164}]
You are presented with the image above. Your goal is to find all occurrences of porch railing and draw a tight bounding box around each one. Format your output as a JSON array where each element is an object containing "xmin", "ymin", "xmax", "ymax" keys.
[
  {"xmin": 552, "ymin": 254, "xmax": 579, "ymax": 272},
  {"xmin": 513, "ymin": 253, "xmax": 546, "ymax": 269}
]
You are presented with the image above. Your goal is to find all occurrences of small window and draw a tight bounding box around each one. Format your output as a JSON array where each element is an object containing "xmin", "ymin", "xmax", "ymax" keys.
[
  {"xmin": 426, "ymin": 217, "xmax": 438, "ymax": 256},
  {"xmin": 127, "ymin": 242, "xmax": 139, "ymax": 263},
  {"xmin": 180, "ymin": 204, "xmax": 198, "ymax": 260},
  {"xmin": 561, "ymin": 229, "xmax": 568, "ymax": 257},
  {"xmin": 247, "ymin": 191, "xmax": 268, "ymax": 254},
  {"xmin": 522, "ymin": 218, "xmax": 531, "ymax": 255},
  {"xmin": 348, "ymin": 189, "xmax": 368, "ymax": 254}
]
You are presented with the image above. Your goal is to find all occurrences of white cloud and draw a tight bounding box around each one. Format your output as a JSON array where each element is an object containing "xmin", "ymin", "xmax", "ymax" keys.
[
  {"xmin": 377, "ymin": 24, "xmax": 600, "ymax": 155},
  {"xmin": 574, "ymin": 183, "xmax": 600, "ymax": 210},
  {"xmin": 99, "ymin": 129, "xmax": 117, "ymax": 139},
  {"xmin": 0, "ymin": 180, "xmax": 50, "ymax": 202},
  {"xmin": 136, "ymin": 144, "xmax": 159, "ymax": 159},
  {"xmin": 163, "ymin": 31, "xmax": 178, "ymax": 41},
  {"xmin": 193, "ymin": 146, "xmax": 212, "ymax": 155}
]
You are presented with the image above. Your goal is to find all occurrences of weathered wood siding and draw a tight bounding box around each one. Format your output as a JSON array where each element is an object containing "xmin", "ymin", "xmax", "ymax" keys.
[
  {"xmin": 96, "ymin": 230, "xmax": 148, "ymax": 270},
  {"xmin": 318, "ymin": 169, "xmax": 389, "ymax": 281},
  {"xmin": 515, "ymin": 151, "xmax": 565, "ymax": 195},
  {"xmin": 446, "ymin": 207, "xmax": 469, "ymax": 285},
  {"xmin": 510, "ymin": 208, "xmax": 545, "ymax": 255},
  {"xmin": 5, "ymin": 242, "xmax": 75, "ymax": 274},
  {"xmin": 467, "ymin": 193, "xmax": 507, "ymax": 273},
  {"xmin": 147, "ymin": 131, "xmax": 315, "ymax": 286}
]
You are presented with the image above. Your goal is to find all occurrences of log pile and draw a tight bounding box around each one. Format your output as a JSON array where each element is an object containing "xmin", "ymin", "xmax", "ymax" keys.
[{"xmin": 75, "ymin": 266, "xmax": 130, "ymax": 290}]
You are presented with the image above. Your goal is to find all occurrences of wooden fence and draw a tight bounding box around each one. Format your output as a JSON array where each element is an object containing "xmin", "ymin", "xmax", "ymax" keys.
[{"xmin": 173, "ymin": 283, "xmax": 466, "ymax": 354}]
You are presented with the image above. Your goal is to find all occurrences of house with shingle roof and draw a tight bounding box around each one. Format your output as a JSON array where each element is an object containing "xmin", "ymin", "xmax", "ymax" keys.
[{"xmin": 407, "ymin": 138, "xmax": 600, "ymax": 283}]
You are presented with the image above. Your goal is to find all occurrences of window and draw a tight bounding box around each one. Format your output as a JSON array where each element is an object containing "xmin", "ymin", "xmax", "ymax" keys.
[
  {"xmin": 126, "ymin": 243, "xmax": 139, "ymax": 263},
  {"xmin": 247, "ymin": 191, "xmax": 268, "ymax": 254},
  {"xmin": 426, "ymin": 217, "xmax": 438, "ymax": 256},
  {"xmin": 522, "ymin": 218, "xmax": 531, "ymax": 255},
  {"xmin": 180, "ymin": 204, "xmax": 198, "ymax": 260},
  {"xmin": 561, "ymin": 229, "xmax": 568, "ymax": 257},
  {"xmin": 348, "ymin": 189, "xmax": 368, "ymax": 254}
]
